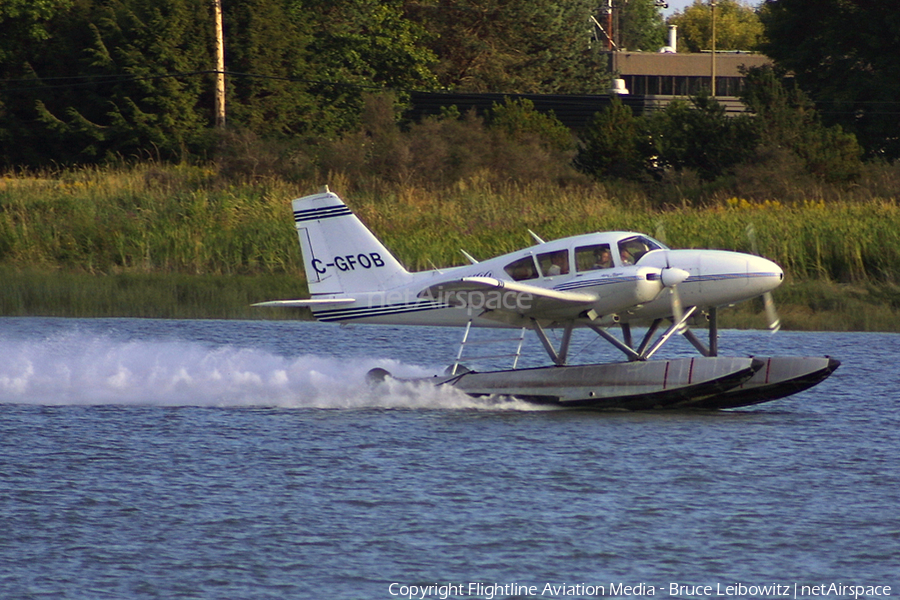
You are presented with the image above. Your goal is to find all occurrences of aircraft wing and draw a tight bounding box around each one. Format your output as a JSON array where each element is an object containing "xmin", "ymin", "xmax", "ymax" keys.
[
  {"xmin": 419, "ymin": 277, "xmax": 597, "ymax": 319},
  {"xmin": 252, "ymin": 298, "xmax": 356, "ymax": 308}
]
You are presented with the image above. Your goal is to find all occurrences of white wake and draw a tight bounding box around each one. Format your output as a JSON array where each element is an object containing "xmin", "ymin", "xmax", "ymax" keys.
[{"xmin": 0, "ymin": 331, "xmax": 544, "ymax": 410}]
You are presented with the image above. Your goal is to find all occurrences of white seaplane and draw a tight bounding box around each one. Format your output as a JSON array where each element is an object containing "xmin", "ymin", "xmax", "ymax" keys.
[{"xmin": 255, "ymin": 187, "xmax": 838, "ymax": 410}]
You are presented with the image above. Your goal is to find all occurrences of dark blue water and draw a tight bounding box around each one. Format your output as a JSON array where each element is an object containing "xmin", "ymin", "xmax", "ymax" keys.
[{"xmin": 1, "ymin": 318, "xmax": 898, "ymax": 599}]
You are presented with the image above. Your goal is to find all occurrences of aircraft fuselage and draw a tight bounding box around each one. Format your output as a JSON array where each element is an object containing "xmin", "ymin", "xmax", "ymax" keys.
[{"xmin": 308, "ymin": 231, "xmax": 783, "ymax": 328}]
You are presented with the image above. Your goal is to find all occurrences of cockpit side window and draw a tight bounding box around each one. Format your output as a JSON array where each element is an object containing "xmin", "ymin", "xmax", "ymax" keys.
[
  {"xmin": 537, "ymin": 250, "xmax": 569, "ymax": 277},
  {"xmin": 504, "ymin": 255, "xmax": 539, "ymax": 281},
  {"xmin": 617, "ymin": 235, "xmax": 663, "ymax": 265},
  {"xmin": 575, "ymin": 244, "xmax": 614, "ymax": 271}
]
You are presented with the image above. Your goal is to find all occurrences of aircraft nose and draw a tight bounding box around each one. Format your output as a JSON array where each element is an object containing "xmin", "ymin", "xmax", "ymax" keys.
[{"xmin": 749, "ymin": 254, "xmax": 784, "ymax": 292}]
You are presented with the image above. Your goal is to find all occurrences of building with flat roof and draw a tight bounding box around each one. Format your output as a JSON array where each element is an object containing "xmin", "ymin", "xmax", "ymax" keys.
[
  {"xmin": 616, "ymin": 51, "xmax": 772, "ymax": 114},
  {"xmin": 404, "ymin": 48, "xmax": 774, "ymax": 128}
]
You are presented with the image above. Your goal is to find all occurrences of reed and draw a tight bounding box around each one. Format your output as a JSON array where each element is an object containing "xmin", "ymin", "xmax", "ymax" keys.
[
  {"xmin": 0, "ymin": 165, "xmax": 303, "ymax": 276},
  {"xmin": 2, "ymin": 164, "xmax": 900, "ymax": 329},
  {"xmin": 710, "ymin": 279, "xmax": 900, "ymax": 332},
  {"xmin": 350, "ymin": 184, "xmax": 900, "ymax": 287}
]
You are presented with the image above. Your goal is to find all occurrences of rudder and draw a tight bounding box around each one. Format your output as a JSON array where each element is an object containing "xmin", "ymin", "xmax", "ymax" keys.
[{"xmin": 292, "ymin": 189, "xmax": 410, "ymax": 295}]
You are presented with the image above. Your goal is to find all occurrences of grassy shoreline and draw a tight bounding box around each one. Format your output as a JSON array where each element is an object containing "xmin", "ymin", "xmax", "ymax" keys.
[
  {"xmin": 0, "ymin": 268, "xmax": 310, "ymax": 321},
  {"xmin": 2, "ymin": 164, "xmax": 900, "ymax": 331},
  {"xmin": 3, "ymin": 268, "xmax": 899, "ymax": 332}
]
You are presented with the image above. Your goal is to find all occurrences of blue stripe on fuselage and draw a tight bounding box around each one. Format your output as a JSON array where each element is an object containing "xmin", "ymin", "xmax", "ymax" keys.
[
  {"xmin": 553, "ymin": 274, "xmax": 644, "ymax": 292},
  {"xmin": 313, "ymin": 300, "xmax": 449, "ymax": 322}
]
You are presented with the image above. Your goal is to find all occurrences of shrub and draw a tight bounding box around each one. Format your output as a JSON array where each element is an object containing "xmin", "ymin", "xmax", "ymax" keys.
[
  {"xmin": 644, "ymin": 93, "xmax": 759, "ymax": 182},
  {"xmin": 487, "ymin": 97, "xmax": 574, "ymax": 154},
  {"xmin": 316, "ymin": 93, "xmax": 581, "ymax": 188},
  {"xmin": 575, "ymin": 97, "xmax": 646, "ymax": 180},
  {"xmin": 741, "ymin": 66, "xmax": 863, "ymax": 184}
]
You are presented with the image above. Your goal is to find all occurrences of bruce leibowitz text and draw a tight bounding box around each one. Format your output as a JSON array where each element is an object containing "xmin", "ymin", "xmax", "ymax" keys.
[{"xmin": 390, "ymin": 581, "xmax": 892, "ymax": 599}]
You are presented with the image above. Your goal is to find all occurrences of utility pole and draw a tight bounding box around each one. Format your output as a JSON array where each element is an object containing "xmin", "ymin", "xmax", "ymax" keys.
[
  {"xmin": 590, "ymin": 2, "xmax": 626, "ymax": 94},
  {"xmin": 607, "ymin": 0, "xmax": 614, "ymax": 52},
  {"xmin": 213, "ymin": 0, "xmax": 226, "ymax": 128},
  {"xmin": 710, "ymin": 0, "xmax": 717, "ymax": 97}
]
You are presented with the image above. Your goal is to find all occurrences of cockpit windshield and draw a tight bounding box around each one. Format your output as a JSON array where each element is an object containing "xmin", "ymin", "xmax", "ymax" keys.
[
  {"xmin": 537, "ymin": 249, "xmax": 570, "ymax": 277},
  {"xmin": 504, "ymin": 255, "xmax": 539, "ymax": 281},
  {"xmin": 617, "ymin": 235, "xmax": 665, "ymax": 265}
]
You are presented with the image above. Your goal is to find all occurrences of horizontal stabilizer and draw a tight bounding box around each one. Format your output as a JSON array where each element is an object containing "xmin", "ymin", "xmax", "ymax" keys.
[
  {"xmin": 252, "ymin": 298, "xmax": 356, "ymax": 308},
  {"xmin": 419, "ymin": 276, "xmax": 597, "ymax": 319}
]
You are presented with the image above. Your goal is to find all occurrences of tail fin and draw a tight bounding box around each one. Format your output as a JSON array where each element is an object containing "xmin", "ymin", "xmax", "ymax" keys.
[{"xmin": 293, "ymin": 189, "xmax": 410, "ymax": 294}]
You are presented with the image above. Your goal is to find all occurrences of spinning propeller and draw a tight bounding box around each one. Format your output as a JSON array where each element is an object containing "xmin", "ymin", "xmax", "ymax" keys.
[
  {"xmin": 654, "ymin": 222, "xmax": 689, "ymax": 334},
  {"xmin": 746, "ymin": 224, "xmax": 781, "ymax": 333},
  {"xmin": 660, "ymin": 255, "xmax": 690, "ymax": 334}
]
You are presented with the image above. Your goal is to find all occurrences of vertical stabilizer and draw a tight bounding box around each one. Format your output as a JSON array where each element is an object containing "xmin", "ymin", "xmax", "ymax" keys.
[{"xmin": 293, "ymin": 191, "xmax": 410, "ymax": 294}]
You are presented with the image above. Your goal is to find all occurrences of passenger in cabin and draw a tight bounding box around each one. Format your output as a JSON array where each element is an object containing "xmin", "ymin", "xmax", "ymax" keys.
[
  {"xmin": 545, "ymin": 251, "xmax": 569, "ymax": 276},
  {"xmin": 593, "ymin": 247, "xmax": 613, "ymax": 269},
  {"xmin": 620, "ymin": 249, "xmax": 634, "ymax": 265},
  {"xmin": 574, "ymin": 244, "xmax": 613, "ymax": 271}
]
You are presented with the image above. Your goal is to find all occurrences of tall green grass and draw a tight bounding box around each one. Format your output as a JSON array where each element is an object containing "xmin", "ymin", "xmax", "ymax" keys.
[
  {"xmin": 0, "ymin": 165, "xmax": 302, "ymax": 275},
  {"xmin": 2, "ymin": 164, "xmax": 900, "ymax": 328},
  {"xmin": 345, "ymin": 183, "xmax": 900, "ymax": 285}
]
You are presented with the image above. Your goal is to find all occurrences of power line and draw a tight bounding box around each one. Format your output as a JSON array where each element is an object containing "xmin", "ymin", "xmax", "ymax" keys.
[{"xmin": 4, "ymin": 69, "xmax": 900, "ymax": 117}]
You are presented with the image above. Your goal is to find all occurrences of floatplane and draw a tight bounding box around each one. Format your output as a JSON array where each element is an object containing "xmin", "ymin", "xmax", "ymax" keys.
[{"xmin": 255, "ymin": 187, "xmax": 838, "ymax": 410}]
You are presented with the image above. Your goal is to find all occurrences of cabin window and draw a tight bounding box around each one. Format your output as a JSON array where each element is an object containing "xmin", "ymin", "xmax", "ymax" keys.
[
  {"xmin": 617, "ymin": 235, "xmax": 664, "ymax": 265},
  {"xmin": 537, "ymin": 250, "xmax": 569, "ymax": 277},
  {"xmin": 504, "ymin": 256, "xmax": 538, "ymax": 281},
  {"xmin": 575, "ymin": 244, "xmax": 614, "ymax": 271}
]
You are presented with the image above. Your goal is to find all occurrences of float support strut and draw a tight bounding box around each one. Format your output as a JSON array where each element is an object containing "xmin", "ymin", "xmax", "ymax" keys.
[
  {"xmin": 531, "ymin": 319, "xmax": 574, "ymax": 366},
  {"xmin": 589, "ymin": 325, "xmax": 642, "ymax": 361}
]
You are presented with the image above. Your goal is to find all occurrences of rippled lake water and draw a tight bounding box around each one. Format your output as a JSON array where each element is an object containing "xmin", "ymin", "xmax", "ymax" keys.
[{"xmin": 1, "ymin": 318, "xmax": 898, "ymax": 599}]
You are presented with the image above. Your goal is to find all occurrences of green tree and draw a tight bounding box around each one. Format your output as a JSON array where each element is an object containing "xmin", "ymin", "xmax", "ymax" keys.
[
  {"xmin": 0, "ymin": 0, "xmax": 74, "ymax": 165},
  {"xmin": 668, "ymin": 0, "xmax": 763, "ymax": 52},
  {"xmin": 32, "ymin": 0, "xmax": 212, "ymax": 163},
  {"xmin": 575, "ymin": 97, "xmax": 645, "ymax": 180},
  {"xmin": 0, "ymin": 0, "xmax": 73, "ymax": 64},
  {"xmin": 1, "ymin": 0, "xmax": 441, "ymax": 166},
  {"xmin": 283, "ymin": 0, "xmax": 439, "ymax": 134},
  {"xmin": 295, "ymin": 0, "xmax": 437, "ymax": 90},
  {"xmin": 619, "ymin": 0, "xmax": 667, "ymax": 52},
  {"xmin": 223, "ymin": 0, "xmax": 318, "ymax": 137},
  {"xmin": 740, "ymin": 65, "xmax": 862, "ymax": 182},
  {"xmin": 407, "ymin": 0, "xmax": 610, "ymax": 93},
  {"xmin": 488, "ymin": 97, "xmax": 574, "ymax": 154},
  {"xmin": 646, "ymin": 92, "xmax": 758, "ymax": 180},
  {"xmin": 760, "ymin": 0, "xmax": 900, "ymax": 160}
]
